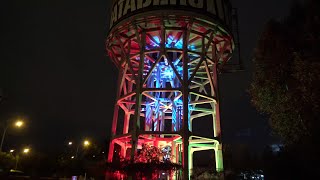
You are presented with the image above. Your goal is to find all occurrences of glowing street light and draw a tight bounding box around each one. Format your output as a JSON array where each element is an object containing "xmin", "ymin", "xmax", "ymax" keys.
[
  {"xmin": 84, "ymin": 140, "xmax": 90, "ymax": 147},
  {"xmin": 68, "ymin": 139, "xmax": 91, "ymax": 158},
  {"xmin": 23, "ymin": 148, "xmax": 30, "ymax": 154},
  {"xmin": 10, "ymin": 149, "xmax": 14, "ymax": 153},
  {"xmin": 14, "ymin": 147, "xmax": 31, "ymax": 170},
  {"xmin": 0, "ymin": 119, "xmax": 25, "ymax": 152},
  {"xmin": 15, "ymin": 121, "xmax": 24, "ymax": 128}
]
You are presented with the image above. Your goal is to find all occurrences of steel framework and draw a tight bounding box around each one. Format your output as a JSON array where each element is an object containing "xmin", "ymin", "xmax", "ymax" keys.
[{"xmin": 106, "ymin": 14, "xmax": 234, "ymax": 179}]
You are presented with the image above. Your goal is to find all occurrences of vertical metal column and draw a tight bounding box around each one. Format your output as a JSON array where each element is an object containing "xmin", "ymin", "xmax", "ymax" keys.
[
  {"xmin": 213, "ymin": 56, "xmax": 224, "ymax": 171},
  {"xmin": 130, "ymin": 30, "xmax": 146, "ymax": 162},
  {"xmin": 182, "ymin": 30, "xmax": 190, "ymax": 180},
  {"xmin": 108, "ymin": 70, "xmax": 123, "ymax": 162}
]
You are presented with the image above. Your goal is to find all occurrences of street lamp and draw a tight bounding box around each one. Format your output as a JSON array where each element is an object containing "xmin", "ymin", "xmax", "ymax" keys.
[
  {"xmin": 12, "ymin": 147, "xmax": 30, "ymax": 170},
  {"xmin": 23, "ymin": 148, "xmax": 30, "ymax": 154},
  {"xmin": 68, "ymin": 139, "xmax": 90, "ymax": 158},
  {"xmin": 15, "ymin": 121, "xmax": 23, "ymax": 127},
  {"xmin": 0, "ymin": 119, "xmax": 25, "ymax": 152},
  {"xmin": 84, "ymin": 140, "xmax": 90, "ymax": 147}
]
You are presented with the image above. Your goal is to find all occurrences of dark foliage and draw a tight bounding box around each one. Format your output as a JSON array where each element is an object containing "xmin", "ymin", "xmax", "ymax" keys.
[
  {"xmin": 250, "ymin": 0, "xmax": 320, "ymax": 145},
  {"xmin": 250, "ymin": 0, "xmax": 320, "ymax": 178}
]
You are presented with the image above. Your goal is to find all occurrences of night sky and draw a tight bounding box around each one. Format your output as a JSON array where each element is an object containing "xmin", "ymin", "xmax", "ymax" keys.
[{"xmin": 0, "ymin": 0, "xmax": 293, "ymax": 153}]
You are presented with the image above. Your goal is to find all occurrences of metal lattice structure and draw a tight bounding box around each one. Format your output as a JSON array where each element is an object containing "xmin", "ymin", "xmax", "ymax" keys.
[{"xmin": 106, "ymin": 1, "xmax": 234, "ymax": 179}]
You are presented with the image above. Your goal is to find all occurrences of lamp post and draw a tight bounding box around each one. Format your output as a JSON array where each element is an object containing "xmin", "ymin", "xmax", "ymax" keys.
[
  {"xmin": 0, "ymin": 120, "xmax": 24, "ymax": 152},
  {"xmin": 10, "ymin": 147, "xmax": 30, "ymax": 170},
  {"xmin": 68, "ymin": 139, "xmax": 90, "ymax": 158}
]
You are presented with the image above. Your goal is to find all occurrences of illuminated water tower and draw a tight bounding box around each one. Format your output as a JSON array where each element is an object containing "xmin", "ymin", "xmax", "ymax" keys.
[{"xmin": 106, "ymin": 0, "xmax": 235, "ymax": 179}]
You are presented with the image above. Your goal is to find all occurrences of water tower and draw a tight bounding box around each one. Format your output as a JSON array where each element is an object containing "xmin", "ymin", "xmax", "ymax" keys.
[{"xmin": 106, "ymin": 0, "xmax": 235, "ymax": 179}]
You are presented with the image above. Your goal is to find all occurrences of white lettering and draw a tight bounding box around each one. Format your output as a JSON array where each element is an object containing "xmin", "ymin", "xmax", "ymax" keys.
[
  {"xmin": 110, "ymin": 0, "xmax": 219, "ymax": 28},
  {"xmin": 137, "ymin": 0, "xmax": 143, "ymax": 9},
  {"xmin": 123, "ymin": 0, "xmax": 131, "ymax": 16},
  {"xmin": 143, "ymin": 0, "xmax": 152, "ymax": 7},
  {"xmin": 131, "ymin": 0, "xmax": 136, "ymax": 12},
  {"xmin": 160, "ymin": 0, "xmax": 168, "ymax": 5},
  {"xmin": 118, "ymin": 0, "xmax": 125, "ymax": 19},
  {"xmin": 189, "ymin": 0, "xmax": 203, "ymax": 8},
  {"xmin": 169, "ymin": 0, "xmax": 177, "ymax": 5},
  {"xmin": 153, "ymin": 0, "xmax": 159, "ymax": 5},
  {"xmin": 180, "ymin": 0, "xmax": 187, "ymax": 5},
  {"xmin": 161, "ymin": 0, "xmax": 176, "ymax": 5},
  {"xmin": 110, "ymin": 4, "xmax": 118, "ymax": 27}
]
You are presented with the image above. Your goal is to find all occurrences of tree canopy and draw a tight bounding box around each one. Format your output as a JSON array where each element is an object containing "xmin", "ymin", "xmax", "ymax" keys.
[{"xmin": 250, "ymin": 0, "xmax": 320, "ymax": 145}]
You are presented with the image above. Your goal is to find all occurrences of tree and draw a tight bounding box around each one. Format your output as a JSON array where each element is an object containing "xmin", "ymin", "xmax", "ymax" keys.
[
  {"xmin": 250, "ymin": 0, "xmax": 320, "ymax": 145},
  {"xmin": 250, "ymin": 0, "xmax": 320, "ymax": 177},
  {"xmin": 134, "ymin": 144, "xmax": 167, "ymax": 163}
]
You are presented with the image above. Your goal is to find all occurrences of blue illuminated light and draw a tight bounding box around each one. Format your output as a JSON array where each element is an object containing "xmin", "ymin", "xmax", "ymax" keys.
[
  {"xmin": 144, "ymin": 36, "xmax": 193, "ymax": 132},
  {"xmin": 164, "ymin": 35, "xmax": 183, "ymax": 49},
  {"xmin": 153, "ymin": 36, "xmax": 160, "ymax": 45},
  {"xmin": 147, "ymin": 36, "xmax": 160, "ymax": 49},
  {"xmin": 166, "ymin": 35, "xmax": 174, "ymax": 48},
  {"xmin": 188, "ymin": 44, "xmax": 196, "ymax": 51},
  {"xmin": 174, "ymin": 39, "xmax": 183, "ymax": 49}
]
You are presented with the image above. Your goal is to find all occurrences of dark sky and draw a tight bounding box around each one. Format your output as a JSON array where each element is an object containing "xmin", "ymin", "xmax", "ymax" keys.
[{"xmin": 0, "ymin": 0, "xmax": 293, "ymax": 153}]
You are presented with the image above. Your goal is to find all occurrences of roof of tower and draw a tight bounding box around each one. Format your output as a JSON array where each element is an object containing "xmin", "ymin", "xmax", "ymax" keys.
[{"xmin": 109, "ymin": 0, "xmax": 232, "ymax": 30}]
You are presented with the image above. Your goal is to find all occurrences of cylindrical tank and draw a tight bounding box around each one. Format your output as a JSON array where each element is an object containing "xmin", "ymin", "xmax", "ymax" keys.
[{"xmin": 106, "ymin": 1, "xmax": 234, "ymax": 179}]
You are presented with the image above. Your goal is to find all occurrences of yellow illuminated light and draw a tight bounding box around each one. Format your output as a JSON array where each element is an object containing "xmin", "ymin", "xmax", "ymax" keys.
[
  {"xmin": 23, "ymin": 148, "xmax": 30, "ymax": 154},
  {"xmin": 83, "ymin": 140, "xmax": 90, "ymax": 146},
  {"xmin": 68, "ymin": 141, "xmax": 73, "ymax": 145},
  {"xmin": 15, "ymin": 121, "xmax": 24, "ymax": 127},
  {"xmin": 10, "ymin": 149, "xmax": 14, "ymax": 153}
]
